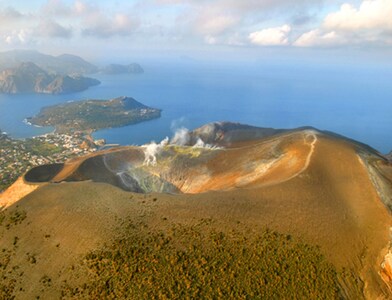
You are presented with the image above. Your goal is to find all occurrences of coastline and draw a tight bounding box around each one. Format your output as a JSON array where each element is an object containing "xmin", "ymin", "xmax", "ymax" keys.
[{"xmin": 26, "ymin": 96, "xmax": 162, "ymax": 137}]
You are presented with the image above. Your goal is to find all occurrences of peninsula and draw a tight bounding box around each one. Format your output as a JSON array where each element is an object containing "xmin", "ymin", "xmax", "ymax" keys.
[{"xmin": 27, "ymin": 96, "xmax": 161, "ymax": 133}]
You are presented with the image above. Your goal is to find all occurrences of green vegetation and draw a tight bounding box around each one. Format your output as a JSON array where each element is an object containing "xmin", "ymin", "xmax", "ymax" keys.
[
  {"xmin": 0, "ymin": 131, "xmax": 95, "ymax": 192},
  {"xmin": 0, "ymin": 209, "xmax": 27, "ymax": 299},
  {"xmin": 28, "ymin": 96, "xmax": 161, "ymax": 133},
  {"xmin": 6, "ymin": 210, "xmax": 27, "ymax": 229},
  {"xmin": 0, "ymin": 208, "xmax": 27, "ymax": 231},
  {"xmin": 63, "ymin": 220, "xmax": 345, "ymax": 299},
  {"xmin": 24, "ymin": 139, "xmax": 63, "ymax": 157}
]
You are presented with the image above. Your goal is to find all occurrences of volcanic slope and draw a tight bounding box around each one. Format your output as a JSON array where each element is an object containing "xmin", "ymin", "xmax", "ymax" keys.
[{"xmin": 1, "ymin": 124, "xmax": 392, "ymax": 299}]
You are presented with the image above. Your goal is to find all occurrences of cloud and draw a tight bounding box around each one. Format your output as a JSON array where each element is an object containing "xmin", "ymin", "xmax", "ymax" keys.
[
  {"xmin": 1, "ymin": 0, "xmax": 391, "ymax": 51},
  {"xmin": 3, "ymin": 29, "xmax": 34, "ymax": 46},
  {"xmin": 291, "ymin": 12, "xmax": 315, "ymax": 26},
  {"xmin": 41, "ymin": 1, "xmax": 139, "ymax": 38},
  {"xmin": 73, "ymin": 0, "xmax": 100, "ymax": 15},
  {"xmin": 153, "ymin": 0, "xmax": 321, "ymax": 46},
  {"xmin": 154, "ymin": 0, "xmax": 392, "ymax": 48},
  {"xmin": 324, "ymin": 0, "xmax": 392, "ymax": 31},
  {"xmin": 154, "ymin": 0, "xmax": 187, "ymax": 4},
  {"xmin": 0, "ymin": 7, "xmax": 24, "ymax": 22},
  {"xmin": 294, "ymin": 0, "xmax": 392, "ymax": 47},
  {"xmin": 204, "ymin": 35, "xmax": 217, "ymax": 45},
  {"xmin": 0, "ymin": 7, "xmax": 34, "ymax": 46},
  {"xmin": 249, "ymin": 24, "xmax": 291, "ymax": 46},
  {"xmin": 41, "ymin": 0, "xmax": 100, "ymax": 17},
  {"xmin": 294, "ymin": 29, "xmax": 344, "ymax": 47},
  {"xmin": 41, "ymin": 0, "xmax": 73, "ymax": 16},
  {"xmin": 194, "ymin": 13, "xmax": 240, "ymax": 36},
  {"xmin": 0, "ymin": 7, "xmax": 32, "ymax": 33},
  {"xmin": 155, "ymin": 0, "xmax": 323, "ymax": 14},
  {"xmin": 82, "ymin": 13, "xmax": 139, "ymax": 38},
  {"xmin": 35, "ymin": 20, "xmax": 73, "ymax": 38}
]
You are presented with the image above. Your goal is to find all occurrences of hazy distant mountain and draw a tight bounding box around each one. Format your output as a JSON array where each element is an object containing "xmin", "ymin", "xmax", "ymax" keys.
[
  {"xmin": 0, "ymin": 62, "xmax": 100, "ymax": 94},
  {"xmin": 0, "ymin": 50, "xmax": 146, "ymax": 77},
  {"xmin": 0, "ymin": 50, "xmax": 98, "ymax": 75},
  {"xmin": 101, "ymin": 63, "xmax": 144, "ymax": 74}
]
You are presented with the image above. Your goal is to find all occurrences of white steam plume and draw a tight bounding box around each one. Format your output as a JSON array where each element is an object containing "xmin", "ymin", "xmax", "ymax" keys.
[
  {"xmin": 143, "ymin": 124, "xmax": 223, "ymax": 167},
  {"xmin": 193, "ymin": 138, "xmax": 206, "ymax": 148},
  {"xmin": 193, "ymin": 137, "xmax": 221, "ymax": 149},
  {"xmin": 170, "ymin": 127, "xmax": 190, "ymax": 146},
  {"xmin": 143, "ymin": 137, "xmax": 169, "ymax": 166},
  {"xmin": 171, "ymin": 126, "xmax": 222, "ymax": 149}
]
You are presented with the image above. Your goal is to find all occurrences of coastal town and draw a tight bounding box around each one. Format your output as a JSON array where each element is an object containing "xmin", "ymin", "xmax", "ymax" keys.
[
  {"xmin": 0, "ymin": 96, "xmax": 161, "ymax": 192},
  {"xmin": 0, "ymin": 130, "xmax": 104, "ymax": 191}
]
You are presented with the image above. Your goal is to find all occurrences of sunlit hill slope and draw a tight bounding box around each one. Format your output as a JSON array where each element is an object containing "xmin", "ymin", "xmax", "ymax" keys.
[{"xmin": 1, "ymin": 122, "xmax": 392, "ymax": 299}]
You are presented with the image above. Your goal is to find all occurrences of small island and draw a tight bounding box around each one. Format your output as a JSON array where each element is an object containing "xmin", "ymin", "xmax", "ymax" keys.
[{"xmin": 27, "ymin": 96, "xmax": 161, "ymax": 133}]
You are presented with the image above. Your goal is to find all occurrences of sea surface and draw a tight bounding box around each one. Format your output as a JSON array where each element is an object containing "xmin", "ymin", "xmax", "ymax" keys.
[{"xmin": 0, "ymin": 61, "xmax": 391, "ymax": 153}]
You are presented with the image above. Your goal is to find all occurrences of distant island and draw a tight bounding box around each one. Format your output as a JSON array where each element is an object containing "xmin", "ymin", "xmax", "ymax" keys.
[
  {"xmin": 0, "ymin": 49, "xmax": 98, "ymax": 75},
  {"xmin": 0, "ymin": 50, "xmax": 146, "ymax": 95},
  {"xmin": 100, "ymin": 63, "xmax": 144, "ymax": 75},
  {"xmin": 27, "ymin": 96, "xmax": 161, "ymax": 133},
  {"xmin": 0, "ymin": 62, "xmax": 100, "ymax": 94},
  {"xmin": 0, "ymin": 50, "xmax": 144, "ymax": 76}
]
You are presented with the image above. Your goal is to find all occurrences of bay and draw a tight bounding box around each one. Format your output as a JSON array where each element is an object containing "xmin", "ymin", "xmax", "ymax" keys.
[{"xmin": 0, "ymin": 61, "xmax": 391, "ymax": 153}]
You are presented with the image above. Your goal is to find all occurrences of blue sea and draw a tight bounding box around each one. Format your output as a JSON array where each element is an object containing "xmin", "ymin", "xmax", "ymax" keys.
[{"xmin": 0, "ymin": 60, "xmax": 391, "ymax": 153}]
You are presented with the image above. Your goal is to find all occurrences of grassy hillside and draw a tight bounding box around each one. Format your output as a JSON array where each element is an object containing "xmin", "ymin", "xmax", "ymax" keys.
[
  {"xmin": 64, "ymin": 220, "xmax": 344, "ymax": 299},
  {"xmin": 0, "ymin": 203, "xmax": 360, "ymax": 299},
  {"xmin": 1, "ymin": 128, "xmax": 392, "ymax": 298},
  {"xmin": 0, "ymin": 180, "xmax": 368, "ymax": 299}
]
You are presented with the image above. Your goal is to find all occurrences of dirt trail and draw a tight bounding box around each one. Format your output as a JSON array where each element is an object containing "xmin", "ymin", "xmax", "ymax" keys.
[
  {"xmin": 282, "ymin": 130, "xmax": 318, "ymax": 183},
  {"xmin": 304, "ymin": 131, "xmax": 318, "ymax": 169}
]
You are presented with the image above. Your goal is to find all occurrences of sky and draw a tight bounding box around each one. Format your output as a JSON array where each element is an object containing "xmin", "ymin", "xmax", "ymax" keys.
[{"xmin": 0, "ymin": 0, "xmax": 391, "ymax": 63}]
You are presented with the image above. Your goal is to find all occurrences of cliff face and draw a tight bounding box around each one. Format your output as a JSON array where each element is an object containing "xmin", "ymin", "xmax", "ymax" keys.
[
  {"xmin": 0, "ymin": 62, "xmax": 100, "ymax": 94},
  {"xmin": 43, "ymin": 75, "xmax": 100, "ymax": 94}
]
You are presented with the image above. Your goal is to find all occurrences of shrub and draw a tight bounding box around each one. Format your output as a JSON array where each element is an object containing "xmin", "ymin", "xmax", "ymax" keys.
[{"xmin": 63, "ymin": 221, "xmax": 345, "ymax": 299}]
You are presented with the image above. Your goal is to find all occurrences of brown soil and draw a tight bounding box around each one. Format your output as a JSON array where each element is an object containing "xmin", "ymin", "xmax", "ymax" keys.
[{"xmin": 2, "ymin": 130, "xmax": 392, "ymax": 299}]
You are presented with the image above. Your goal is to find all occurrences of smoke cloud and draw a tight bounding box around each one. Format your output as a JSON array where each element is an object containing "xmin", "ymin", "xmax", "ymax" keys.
[
  {"xmin": 142, "ymin": 124, "xmax": 222, "ymax": 166},
  {"xmin": 170, "ymin": 127, "xmax": 190, "ymax": 146},
  {"xmin": 143, "ymin": 137, "xmax": 169, "ymax": 166},
  {"xmin": 193, "ymin": 137, "xmax": 221, "ymax": 149}
]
